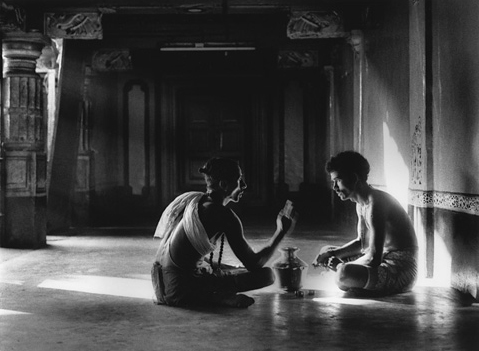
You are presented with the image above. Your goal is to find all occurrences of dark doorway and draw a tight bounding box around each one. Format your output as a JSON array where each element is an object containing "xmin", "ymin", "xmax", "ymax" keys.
[
  {"xmin": 176, "ymin": 82, "xmax": 248, "ymax": 192},
  {"xmin": 158, "ymin": 74, "xmax": 270, "ymax": 215}
]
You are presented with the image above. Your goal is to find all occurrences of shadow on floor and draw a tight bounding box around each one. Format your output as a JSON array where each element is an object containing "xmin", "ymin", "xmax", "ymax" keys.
[{"xmin": 1, "ymin": 227, "xmax": 478, "ymax": 351}]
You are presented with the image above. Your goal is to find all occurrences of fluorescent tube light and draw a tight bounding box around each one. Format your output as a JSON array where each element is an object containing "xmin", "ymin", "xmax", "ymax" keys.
[{"xmin": 160, "ymin": 43, "xmax": 256, "ymax": 51}]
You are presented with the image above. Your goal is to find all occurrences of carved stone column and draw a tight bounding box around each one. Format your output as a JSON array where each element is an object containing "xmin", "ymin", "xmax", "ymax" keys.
[
  {"xmin": 72, "ymin": 67, "xmax": 95, "ymax": 226},
  {"xmin": 1, "ymin": 31, "xmax": 48, "ymax": 248}
]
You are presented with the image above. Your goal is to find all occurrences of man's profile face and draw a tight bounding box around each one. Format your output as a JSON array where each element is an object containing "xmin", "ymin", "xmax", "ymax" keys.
[
  {"xmin": 225, "ymin": 169, "xmax": 247, "ymax": 204},
  {"xmin": 330, "ymin": 171, "xmax": 355, "ymax": 201}
]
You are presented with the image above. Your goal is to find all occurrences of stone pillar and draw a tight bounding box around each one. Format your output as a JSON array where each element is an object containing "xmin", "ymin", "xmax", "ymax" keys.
[
  {"xmin": 1, "ymin": 31, "xmax": 48, "ymax": 248},
  {"xmin": 72, "ymin": 67, "xmax": 95, "ymax": 226}
]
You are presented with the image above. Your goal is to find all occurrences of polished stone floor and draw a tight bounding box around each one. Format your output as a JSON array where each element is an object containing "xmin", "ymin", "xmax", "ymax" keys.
[{"xmin": 1, "ymin": 220, "xmax": 478, "ymax": 351}]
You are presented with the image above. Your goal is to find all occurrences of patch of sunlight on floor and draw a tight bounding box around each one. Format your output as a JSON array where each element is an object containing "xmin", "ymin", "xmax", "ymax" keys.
[
  {"xmin": 0, "ymin": 279, "xmax": 24, "ymax": 285},
  {"xmin": 0, "ymin": 309, "xmax": 31, "ymax": 316},
  {"xmin": 38, "ymin": 275, "xmax": 153, "ymax": 299},
  {"xmin": 302, "ymin": 271, "xmax": 341, "ymax": 292},
  {"xmin": 415, "ymin": 277, "xmax": 451, "ymax": 288},
  {"xmin": 312, "ymin": 297, "xmax": 386, "ymax": 305}
]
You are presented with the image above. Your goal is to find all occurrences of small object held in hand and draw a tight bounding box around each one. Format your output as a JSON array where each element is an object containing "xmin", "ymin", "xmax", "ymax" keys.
[
  {"xmin": 283, "ymin": 200, "xmax": 294, "ymax": 219},
  {"xmin": 295, "ymin": 290, "xmax": 304, "ymax": 297}
]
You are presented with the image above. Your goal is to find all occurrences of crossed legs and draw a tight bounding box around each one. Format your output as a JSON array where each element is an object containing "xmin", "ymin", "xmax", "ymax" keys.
[
  {"xmin": 208, "ymin": 267, "xmax": 275, "ymax": 308},
  {"xmin": 336, "ymin": 263, "xmax": 378, "ymax": 291},
  {"xmin": 154, "ymin": 262, "xmax": 275, "ymax": 308}
]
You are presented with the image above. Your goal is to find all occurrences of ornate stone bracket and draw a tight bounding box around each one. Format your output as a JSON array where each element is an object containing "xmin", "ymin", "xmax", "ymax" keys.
[
  {"xmin": 287, "ymin": 11, "xmax": 346, "ymax": 39},
  {"xmin": 277, "ymin": 50, "xmax": 318, "ymax": 69},
  {"xmin": 411, "ymin": 116, "xmax": 424, "ymax": 186},
  {"xmin": 0, "ymin": 1, "xmax": 26, "ymax": 33},
  {"xmin": 91, "ymin": 49, "xmax": 132, "ymax": 72},
  {"xmin": 36, "ymin": 41, "xmax": 60, "ymax": 71},
  {"xmin": 44, "ymin": 12, "xmax": 103, "ymax": 39}
]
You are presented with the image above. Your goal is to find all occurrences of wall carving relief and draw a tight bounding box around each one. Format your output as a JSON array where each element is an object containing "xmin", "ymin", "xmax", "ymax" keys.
[
  {"xmin": 0, "ymin": 2, "xmax": 26, "ymax": 32},
  {"xmin": 277, "ymin": 50, "xmax": 318, "ymax": 69},
  {"xmin": 6, "ymin": 155, "xmax": 30, "ymax": 192},
  {"xmin": 45, "ymin": 13, "xmax": 103, "ymax": 39},
  {"xmin": 409, "ymin": 189, "xmax": 479, "ymax": 216},
  {"xmin": 5, "ymin": 152, "xmax": 46, "ymax": 197},
  {"xmin": 3, "ymin": 76, "xmax": 44, "ymax": 145},
  {"xmin": 287, "ymin": 11, "xmax": 346, "ymax": 39},
  {"xmin": 92, "ymin": 49, "xmax": 132, "ymax": 72},
  {"xmin": 411, "ymin": 116, "xmax": 424, "ymax": 186}
]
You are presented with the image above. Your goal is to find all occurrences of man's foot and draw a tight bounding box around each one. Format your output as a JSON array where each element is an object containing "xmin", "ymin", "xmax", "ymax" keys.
[{"xmin": 219, "ymin": 294, "xmax": 255, "ymax": 308}]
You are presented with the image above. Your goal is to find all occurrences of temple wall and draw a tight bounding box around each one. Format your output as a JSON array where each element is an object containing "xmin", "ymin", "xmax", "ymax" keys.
[
  {"xmin": 408, "ymin": 0, "xmax": 479, "ymax": 299},
  {"xmin": 361, "ymin": 0, "xmax": 411, "ymax": 208},
  {"xmin": 334, "ymin": 0, "xmax": 479, "ymax": 298},
  {"xmin": 429, "ymin": 0, "xmax": 479, "ymax": 298},
  {"xmin": 432, "ymin": 0, "xmax": 479, "ymax": 194},
  {"xmin": 331, "ymin": 0, "xmax": 411, "ymax": 228}
]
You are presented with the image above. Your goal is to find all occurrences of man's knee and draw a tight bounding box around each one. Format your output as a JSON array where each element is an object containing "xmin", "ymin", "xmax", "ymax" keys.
[
  {"xmin": 335, "ymin": 263, "xmax": 369, "ymax": 290},
  {"xmin": 234, "ymin": 267, "xmax": 275, "ymax": 291},
  {"xmin": 335, "ymin": 263, "xmax": 349, "ymax": 290},
  {"xmin": 262, "ymin": 267, "xmax": 275, "ymax": 286},
  {"xmin": 250, "ymin": 267, "xmax": 275, "ymax": 287}
]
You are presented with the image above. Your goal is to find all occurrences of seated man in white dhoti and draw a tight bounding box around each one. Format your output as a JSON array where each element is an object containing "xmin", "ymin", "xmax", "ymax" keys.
[
  {"xmin": 152, "ymin": 157, "xmax": 297, "ymax": 308},
  {"xmin": 313, "ymin": 151, "xmax": 418, "ymax": 295}
]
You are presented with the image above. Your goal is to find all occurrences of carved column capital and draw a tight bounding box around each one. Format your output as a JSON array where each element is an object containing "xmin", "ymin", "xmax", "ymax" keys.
[
  {"xmin": 347, "ymin": 30, "xmax": 364, "ymax": 57},
  {"xmin": 2, "ymin": 31, "xmax": 49, "ymax": 77}
]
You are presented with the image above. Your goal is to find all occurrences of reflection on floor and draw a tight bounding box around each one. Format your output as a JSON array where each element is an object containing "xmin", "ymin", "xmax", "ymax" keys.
[{"xmin": 1, "ymin": 222, "xmax": 478, "ymax": 351}]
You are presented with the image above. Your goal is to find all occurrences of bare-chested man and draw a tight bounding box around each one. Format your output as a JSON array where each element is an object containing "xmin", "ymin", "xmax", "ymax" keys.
[
  {"xmin": 152, "ymin": 157, "xmax": 298, "ymax": 308},
  {"xmin": 313, "ymin": 151, "xmax": 418, "ymax": 295}
]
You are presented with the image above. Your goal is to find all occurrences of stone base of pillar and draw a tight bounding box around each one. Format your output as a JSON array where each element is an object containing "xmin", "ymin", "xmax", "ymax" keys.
[{"xmin": 3, "ymin": 196, "xmax": 47, "ymax": 248}]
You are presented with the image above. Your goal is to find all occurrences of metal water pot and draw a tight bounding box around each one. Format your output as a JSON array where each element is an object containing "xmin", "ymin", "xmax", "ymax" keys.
[{"xmin": 272, "ymin": 247, "xmax": 308, "ymax": 292}]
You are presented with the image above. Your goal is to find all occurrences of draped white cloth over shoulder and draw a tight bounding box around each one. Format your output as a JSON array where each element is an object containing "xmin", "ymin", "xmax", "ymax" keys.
[{"xmin": 154, "ymin": 192, "xmax": 217, "ymax": 259}]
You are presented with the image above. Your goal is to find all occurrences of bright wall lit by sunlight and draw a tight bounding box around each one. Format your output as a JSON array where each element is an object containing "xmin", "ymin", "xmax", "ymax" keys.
[
  {"xmin": 432, "ymin": 231, "xmax": 452, "ymax": 286},
  {"xmin": 382, "ymin": 122, "xmax": 409, "ymax": 210},
  {"xmin": 414, "ymin": 210, "xmax": 452, "ymax": 288}
]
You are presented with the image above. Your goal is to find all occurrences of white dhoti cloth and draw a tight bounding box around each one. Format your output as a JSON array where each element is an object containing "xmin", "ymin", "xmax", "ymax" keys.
[
  {"xmin": 152, "ymin": 192, "xmax": 238, "ymax": 306},
  {"xmin": 154, "ymin": 192, "xmax": 217, "ymax": 264}
]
